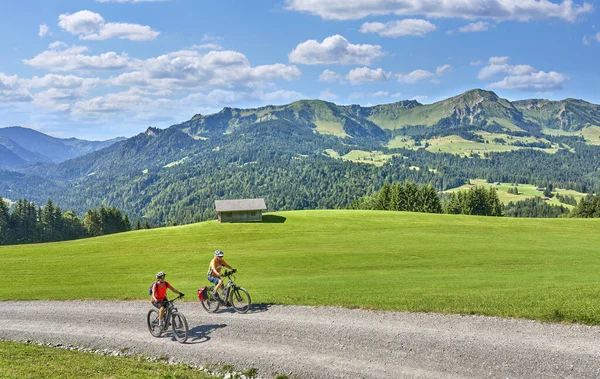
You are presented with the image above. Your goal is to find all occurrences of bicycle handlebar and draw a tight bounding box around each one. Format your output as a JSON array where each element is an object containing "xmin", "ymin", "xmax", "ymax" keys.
[{"xmin": 222, "ymin": 269, "xmax": 237, "ymax": 277}]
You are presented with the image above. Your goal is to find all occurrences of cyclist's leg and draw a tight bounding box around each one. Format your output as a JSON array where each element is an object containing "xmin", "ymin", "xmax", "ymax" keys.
[
  {"xmin": 208, "ymin": 275, "xmax": 221, "ymax": 298},
  {"xmin": 214, "ymin": 278, "xmax": 224, "ymax": 297}
]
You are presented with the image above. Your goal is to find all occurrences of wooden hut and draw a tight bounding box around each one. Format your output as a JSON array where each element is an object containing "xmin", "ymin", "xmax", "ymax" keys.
[{"xmin": 214, "ymin": 198, "xmax": 267, "ymax": 223}]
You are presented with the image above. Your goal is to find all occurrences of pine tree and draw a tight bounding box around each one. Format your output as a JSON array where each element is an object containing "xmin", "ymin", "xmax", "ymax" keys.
[
  {"xmin": 487, "ymin": 187, "xmax": 503, "ymax": 216},
  {"xmin": 0, "ymin": 197, "xmax": 9, "ymax": 245},
  {"xmin": 389, "ymin": 182, "xmax": 401, "ymax": 211},
  {"xmin": 375, "ymin": 183, "xmax": 391, "ymax": 210}
]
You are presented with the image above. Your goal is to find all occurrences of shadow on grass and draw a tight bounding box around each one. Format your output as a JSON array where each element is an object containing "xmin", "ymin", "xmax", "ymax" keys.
[
  {"xmin": 184, "ymin": 323, "xmax": 228, "ymax": 344},
  {"xmin": 262, "ymin": 215, "xmax": 286, "ymax": 223}
]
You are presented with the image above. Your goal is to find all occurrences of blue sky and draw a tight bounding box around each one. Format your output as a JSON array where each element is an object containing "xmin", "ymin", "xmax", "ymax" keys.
[{"xmin": 0, "ymin": 0, "xmax": 598, "ymax": 140}]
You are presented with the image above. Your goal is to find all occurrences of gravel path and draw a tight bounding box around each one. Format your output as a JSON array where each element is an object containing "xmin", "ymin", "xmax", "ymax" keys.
[{"xmin": 1, "ymin": 301, "xmax": 600, "ymax": 378}]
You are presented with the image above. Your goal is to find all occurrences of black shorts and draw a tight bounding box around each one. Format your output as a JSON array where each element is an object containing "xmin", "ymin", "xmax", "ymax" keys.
[{"xmin": 152, "ymin": 299, "xmax": 169, "ymax": 309}]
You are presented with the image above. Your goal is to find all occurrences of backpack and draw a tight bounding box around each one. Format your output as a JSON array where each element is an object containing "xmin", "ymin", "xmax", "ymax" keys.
[
  {"xmin": 149, "ymin": 281, "xmax": 168, "ymax": 296},
  {"xmin": 197, "ymin": 286, "xmax": 207, "ymax": 301},
  {"xmin": 148, "ymin": 282, "xmax": 158, "ymax": 296}
]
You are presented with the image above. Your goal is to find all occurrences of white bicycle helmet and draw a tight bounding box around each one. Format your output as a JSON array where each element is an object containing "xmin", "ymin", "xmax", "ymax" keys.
[
  {"xmin": 156, "ymin": 271, "xmax": 165, "ymax": 278},
  {"xmin": 214, "ymin": 250, "xmax": 224, "ymax": 257}
]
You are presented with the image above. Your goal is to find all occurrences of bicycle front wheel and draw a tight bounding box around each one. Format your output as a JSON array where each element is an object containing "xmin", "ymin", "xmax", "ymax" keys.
[
  {"xmin": 230, "ymin": 287, "xmax": 251, "ymax": 313},
  {"xmin": 171, "ymin": 312, "xmax": 188, "ymax": 343},
  {"xmin": 201, "ymin": 286, "xmax": 220, "ymax": 313},
  {"xmin": 147, "ymin": 309, "xmax": 162, "ymax": 337}
]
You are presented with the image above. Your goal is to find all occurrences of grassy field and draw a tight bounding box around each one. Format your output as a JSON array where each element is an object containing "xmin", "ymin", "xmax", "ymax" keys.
[
  {"xmin": 444, "ymin": 179, "xmax": 586, "ymax": 207},
  {"xmin": 0, "ymin": 341, "xmax": 221, "ymax": 379},
  {"xmin": 387, "ymin": 134, "xmax": 561, "ymax": 156},
  {"xmin": 324, "ymin": 149, "xmax": 400, "ymax": 166},
  {"xmin": 3, "ymin": 210, "xmax": 600, "ymax": 324},
  {"xmin": 542, "ymin": 125, "xmax": 600, "ymax": 146}
]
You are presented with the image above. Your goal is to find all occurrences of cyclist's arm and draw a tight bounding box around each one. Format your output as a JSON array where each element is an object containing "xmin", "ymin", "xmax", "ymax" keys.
[
  {"xmin": 223, "ymin": 260, "xmax": 233, "ymax": 270},
  {"xmin": 167, "ymin": 283, "xmax": 182, "ymax": 295},
  {"xmin": 151, "ymin": 286, "xmax": 158, "ymax": 302},
  {"xmin": 210, "ymin": 260, "xmax": 221, "ymax": 278}
]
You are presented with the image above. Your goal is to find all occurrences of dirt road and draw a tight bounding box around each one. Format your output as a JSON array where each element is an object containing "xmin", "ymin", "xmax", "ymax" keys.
[{"xmin": 1, "ymin": 301, "xmax": 600, "ymax": 378}]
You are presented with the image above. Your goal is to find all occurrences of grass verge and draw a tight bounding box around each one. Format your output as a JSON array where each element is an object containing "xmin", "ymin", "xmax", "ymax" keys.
[{"xmin": 0, "ymin": 341, "xmax": 218, "ymax": 379}]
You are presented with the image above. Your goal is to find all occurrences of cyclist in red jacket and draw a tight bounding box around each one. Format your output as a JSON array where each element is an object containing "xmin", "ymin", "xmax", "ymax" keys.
[{"xmin": 151, "ymin": 271, "xmax": 183, "ymax": 327}]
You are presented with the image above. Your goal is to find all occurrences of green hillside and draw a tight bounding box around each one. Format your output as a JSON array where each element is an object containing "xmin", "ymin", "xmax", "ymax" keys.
[
  {"xmin": 365, "ymin": 89, "xmax": 530, "ymax": 131},
  {"xmin": 3, "ymin": 210, "xmax": 600, "ymax": 324},
  {"xmin": 444, "ymin": 179, "xmax": 586, "ymax": 207},
  {"xmin": 515, "ymin": 98, "xmax": 600, "ymax": 132}
]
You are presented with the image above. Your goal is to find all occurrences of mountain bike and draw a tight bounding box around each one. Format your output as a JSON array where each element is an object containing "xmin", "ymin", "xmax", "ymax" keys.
[
  {"xmin": 147, "ymin": 294, "xmax": 188, "ymax": 343},
  {"xmin": 201, "ymin": 270, "xmax": 251, "ymax": 314}
]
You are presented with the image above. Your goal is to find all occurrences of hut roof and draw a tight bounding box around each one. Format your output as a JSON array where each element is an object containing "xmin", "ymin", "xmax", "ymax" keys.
[{"xmin": 215, "ymin": 198, "xmax": 267, "ymax": 212}]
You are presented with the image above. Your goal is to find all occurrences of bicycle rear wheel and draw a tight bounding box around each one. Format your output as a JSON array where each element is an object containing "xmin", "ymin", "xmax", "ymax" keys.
[
  {"xmin": 146, "ymin": 309, "xmax": 162, "ymax": 337},
  {"xmin": 171, "ymin": 312, "xmax": 188, "ymax": 343},
  {"xmin": 230, "ymin": 287, "xmax": 251, "ymax": 313},
  {"xmin": 201, "ymin": 286, "xmax": 220, "ymax": 313}
]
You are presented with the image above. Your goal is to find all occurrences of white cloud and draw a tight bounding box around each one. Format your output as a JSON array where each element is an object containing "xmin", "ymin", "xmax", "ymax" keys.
[
  {"xmin": 319, "ymin": 88, "xmax": 339, "ymax": 101},
  {"xmin": 348, "ymin": 91, "xmax": 390, "ymax": 100},
  {"xmin": 411, "ymin": 95, "xmax": 429, "ymax": 103},
  {"xmin": 346, "ymin": 67, "xmax": 391, "ymax": 84},
  {"xmin": 360, "ymin": 19, "xmax": 436, "ymax": 37},
  {"xmin": 489, "ymin": 71, "xmax": 568, "ymax": 90},
  {"xmin": 479, "ymin": 56, "xmax": 568, "ymax": 90},
  {"xmin": 289, "ymin": 35, "xmax": 385, "ymax": 65},
  {"xmin": 71, "ymin": 89, "xmax": 152, "ymax": 115},
  {"xmin": 0, "ymin": 73, "xmax": 20, "ymax": 89},
  {"xmin": 583, "ymin": 32, "xmax": 600, "ymax": 45},
  {"xmin": 108, "ymin": 50, "xmax": 300, "ymax": 90},
  {"xmin": 397, "ymin": 69, "xmax": 434, "ymax": 84},
  {"xmin": 0, "ymin": 73, "xmax": 33, "ymax": 103},
  {"xmin": 48, "ymin": 41, "xmax": 68, "ymax": 49},
  {"xmin": 25, "ymin": 74, "xmax": 101, "ymax": 89},
  {"xmin": 202, "ymin": 34, "xmax": 224, "ymax": 41},
  {"xmin": 396, "ymin": 64, "xmax": 452, "ymax": 84},
  {"xmin": 458, "ymin": 22, "xmax": 491, "ymax": 32},
  {"xmin": 39, "ymin": 24, "xmax": 49, "ymax": 37},
  {"xmin": 24, "ymin": 45, "xmax": 132, "ymax": 72},
  {"xmin": 435, "ymin": 64, "xmax": 452, "ymax": 76},
  {"xmin": 319, "ymin": 69, "xmax": 343, "ymax": 83},
  {"xmin": 189, "ymin": 43, "xmax": 223, "ymax": 50},
  {"xmin": 285, "ymin": 0, "xmax": 593, "ymax": 22},
  {"xmin": 58, "ymin": 10, "xmax": 160, "ymax": 41},
  {"xmin": 470, "ymin": 60, "xmax": 484, "ymax": 66},
  {"xmin": 478, "ymin": 56, "xmax": 536, "ymax": 79}
]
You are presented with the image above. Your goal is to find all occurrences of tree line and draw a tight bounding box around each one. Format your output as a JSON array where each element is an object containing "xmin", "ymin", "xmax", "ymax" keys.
[
  {"xmin": 570, "ymin": 195, "xmax": 600, "ymax": 218},
  {"xmin": 0, "ymin": 198, "xmax": 133, "ymax": 245},
  {"xmin": 347, "ymin": 181, "xmax": 503, "ymax": 216}
]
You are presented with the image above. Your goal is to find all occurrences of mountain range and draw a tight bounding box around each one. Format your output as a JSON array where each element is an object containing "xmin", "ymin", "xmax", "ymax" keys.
[
  {"xmin": 174, "ymin": 89, "xmax": 600, "ymax": 140},
  {"xmin": 0, "ymin": 126, "xmax": 125, "ymax": 169},
  {"xmin": 2, "ymin": 89, "xmax": 600, "ymax": 224}
]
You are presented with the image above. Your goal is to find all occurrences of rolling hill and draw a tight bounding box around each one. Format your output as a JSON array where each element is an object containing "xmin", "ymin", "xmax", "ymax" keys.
[{"xmin": 2, "ymin": 210, "xmax": 600, "ymax": 324}]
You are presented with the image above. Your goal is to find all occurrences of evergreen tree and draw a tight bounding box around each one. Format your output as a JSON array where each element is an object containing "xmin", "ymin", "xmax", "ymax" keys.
[
  {"xmin": 419, "ymin": 185, "xmax": 443, "ymax": 214},
  {"xmin": 389, "ymin": 182, "xmax": 401, "ymax": 211},
  {"xmin": 487, "ymin": 188, "xmax": 503, "ymax": 216},
  {"xmin": 0, "ymin": 198, "xmax": 9, "ymax": 245},
  {"xmin": 375, "ymin": 183, "xmax": 391, "ymax": 210}
]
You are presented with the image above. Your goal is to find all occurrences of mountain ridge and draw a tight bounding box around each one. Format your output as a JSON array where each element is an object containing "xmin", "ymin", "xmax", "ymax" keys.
[{"xmin": 0, "ymin": 126, "xmax": 126, "ymax": 168}]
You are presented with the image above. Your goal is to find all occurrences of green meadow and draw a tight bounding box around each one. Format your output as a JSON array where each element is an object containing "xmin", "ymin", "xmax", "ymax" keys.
[
  {"xmin": 445, "ymin": 179, "xmax": 587, "ymax": 207},
  {"xmin": 3, "ymin": 210, "xmax": 600, "ymax": 324}
]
